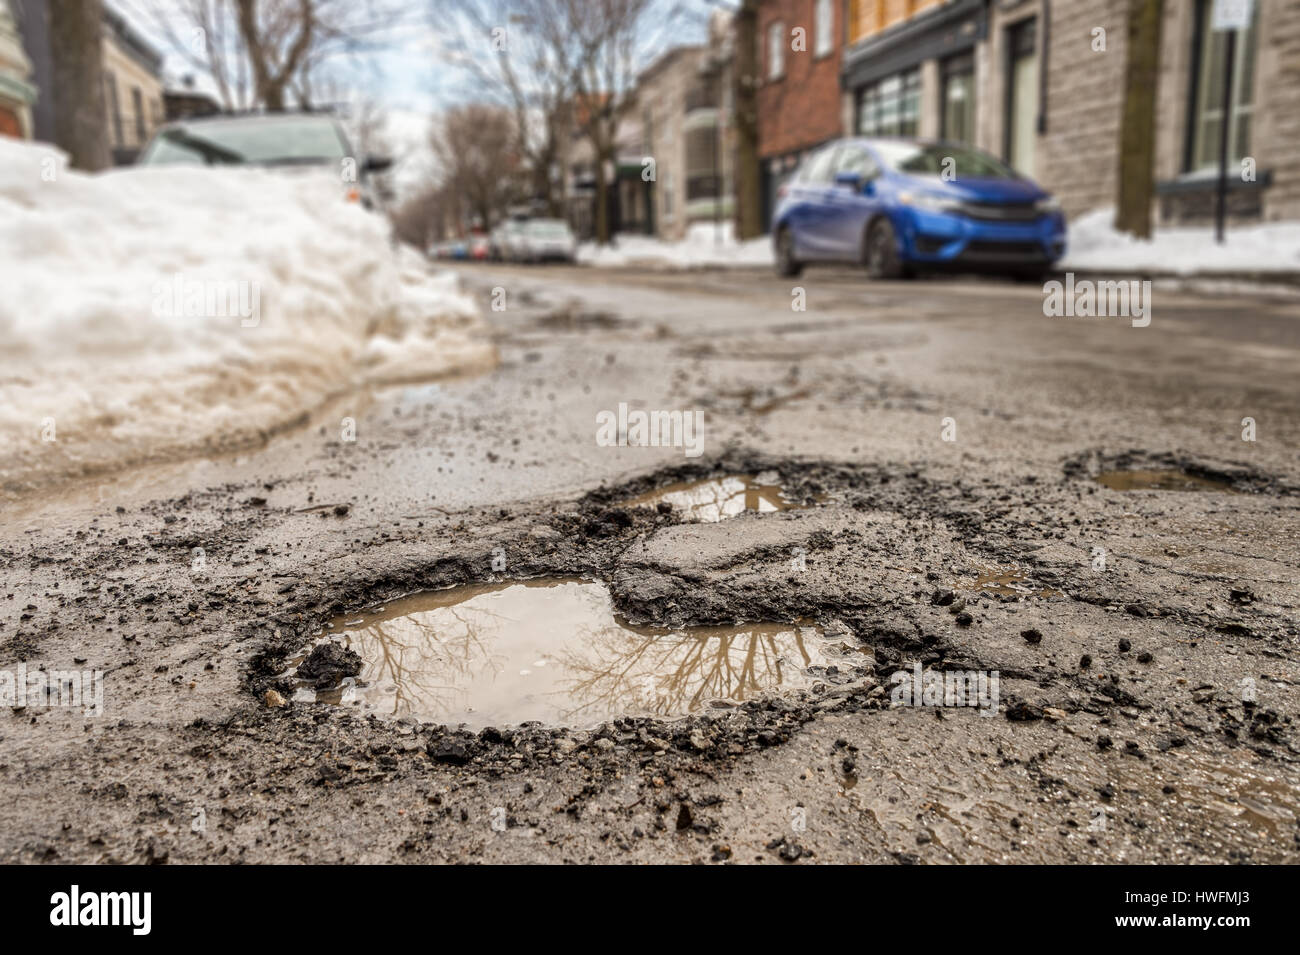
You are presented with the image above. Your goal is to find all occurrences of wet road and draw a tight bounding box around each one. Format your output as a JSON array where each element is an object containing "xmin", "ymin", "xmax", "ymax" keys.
[{"xmin": 2, "ymin": 262, "xmax": 1297, "ymax": 864}]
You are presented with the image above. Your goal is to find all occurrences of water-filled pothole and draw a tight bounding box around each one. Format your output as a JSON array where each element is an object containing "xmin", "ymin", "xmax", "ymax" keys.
[
  {"xmin": 626, "ymin": 472, "xmax": 812, "ymax": 522},
  {"xmin": 290, "ymin": 578, "xmax": 829, "ymax": 728},
  {"xmin": 1094, "ymin": 468, "xmax": 1235, "ymax": 492},
  {"xmin": 959, "ymin": 566, "xmax": 1061, "ymax": 599}
]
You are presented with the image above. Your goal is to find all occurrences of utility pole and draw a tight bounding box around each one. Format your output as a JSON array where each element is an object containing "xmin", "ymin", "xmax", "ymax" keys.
[
  {"xmin": 733, "ymin": 0, "xmax": 762, "ymax": 240},
  {"xmin": 1210, "ymin": 0, "xmax": 1253, "ymax": 244}
]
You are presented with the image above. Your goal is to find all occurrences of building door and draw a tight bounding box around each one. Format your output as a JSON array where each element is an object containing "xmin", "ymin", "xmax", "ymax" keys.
[
  {"xmin": 1005, "ymin": 18, "xmax": 1038, "ymax": 177},
  {"xmin": 0, "ymin": 106, "xmax": 21, "ymax": 138}
]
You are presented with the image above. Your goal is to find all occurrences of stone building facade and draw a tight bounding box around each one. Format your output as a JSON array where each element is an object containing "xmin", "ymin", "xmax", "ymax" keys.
[
  {"xmin": 839, "ymin": 0, "xmax": 1298, "ymax": 225},
  {"xmin": 17, "ymin": 0, "xmax": 165, "ymax": 164}
]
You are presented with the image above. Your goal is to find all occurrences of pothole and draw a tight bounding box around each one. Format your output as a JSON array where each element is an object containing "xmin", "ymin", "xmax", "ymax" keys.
[
  {"xmin": 625, "ymin": 472, "xmax": 814, "ymax": 522},
  {"xmin": 289, "ymin": 577, "xmax": 829, "ymax": 729},
  {"xmin": 1093, "ymin": 468, "xmax": 1237, "ymax": 492},
  {"xmin": 959, "ymin": 566, "xmax": 1061, "ymax": 600},
  {"xmin": 715, "ymin": 386, "xmax": 814, "ymax": 416}
]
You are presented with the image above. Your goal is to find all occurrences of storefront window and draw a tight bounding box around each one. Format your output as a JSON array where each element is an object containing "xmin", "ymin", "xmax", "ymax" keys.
[
  {"xmin": 1004, "ymin": 18, "xmax": 1038, "ymax": 177},
  {"xmin": 941, "ymin": 53, "xmax": 974, "ymax": 144},
  {"xmin": 855, "ymin": 69, "xmax": 920, "ymax": 137},
  {"xmin": 1189, "ymin": 0, "xmax": 1257, "ymax": 170}
]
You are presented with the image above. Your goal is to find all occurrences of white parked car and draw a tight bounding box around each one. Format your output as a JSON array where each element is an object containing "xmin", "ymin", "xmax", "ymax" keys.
[
  {"xmin": 510, "ymin": 219, "xmax": 577, "ymax": 264},
  {"xmin": 489, "ymin": 220, "xmax": 526, "ymax": 261}
]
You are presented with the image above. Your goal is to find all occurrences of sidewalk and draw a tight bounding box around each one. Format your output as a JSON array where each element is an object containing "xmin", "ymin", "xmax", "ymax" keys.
[{"xmin": 575, "ymin": 211, "xmax": 1300, "ymax": 287}]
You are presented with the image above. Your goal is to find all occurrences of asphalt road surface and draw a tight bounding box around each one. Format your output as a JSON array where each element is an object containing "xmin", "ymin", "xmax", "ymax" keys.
[{"xmin": 2, "ymin": 264, "xmax": 1297, "ymax": 863}]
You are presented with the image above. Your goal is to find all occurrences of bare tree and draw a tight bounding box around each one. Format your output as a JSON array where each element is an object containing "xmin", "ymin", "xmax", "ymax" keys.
[
  {"xmin": 232, "ymin": 0, "xmax": 315, "ymax": 110},
  {"xmin": 48, "ymin": 0, "xmax": 111, "ymax": 170},
  {"xmin": 147, "ymin": 0, "xmax": 404, "ymax": 111},
  {"xmin": 143, "ymin": 0, "xmax": 253, "ymax": 111},
  {"xmin": 431, "ymin": 103, "xmax": 520, "ymax": 233},
  {"xmin": 390, "ymin": 185, "xmax": 455, "ymax": 249},
  {"xmin": 1114, "ymin": 0, "xmax": 1164, "ymax": 238},
  {"xmin": 559, "ymin": 0, "xmax": 690, "ymax": 244},
  {"xmin": 440, "ymin": 0, "xmax": 583, "ymax": 216}
]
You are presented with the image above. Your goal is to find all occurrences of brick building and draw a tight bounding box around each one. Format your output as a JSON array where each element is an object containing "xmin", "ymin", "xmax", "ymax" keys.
[{"xmin": 756, "ymin": 0, "xmax": 849, "ymax": 229}]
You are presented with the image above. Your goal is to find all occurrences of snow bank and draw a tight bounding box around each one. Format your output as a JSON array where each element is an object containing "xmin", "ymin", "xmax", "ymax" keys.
[
  {"xmin": 578, "ymin": 221, "xmax": 773, "ymax": 269},
  {"xmin": 1062, "ymin": 208, "xmax": 1300, "ymax": 275},
  {"xmin": 0, "ymin": 138, "xmax": 493, "ymax": 493},
  {"xmin": 577, "ymin": 209, "xmax": 1300, "ymax": 278}
]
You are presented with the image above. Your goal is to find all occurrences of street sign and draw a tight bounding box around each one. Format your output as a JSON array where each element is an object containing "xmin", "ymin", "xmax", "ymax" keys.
[{"xmin": 1212, "ymin": 0, "xmax": 1253, "ymax": 31}]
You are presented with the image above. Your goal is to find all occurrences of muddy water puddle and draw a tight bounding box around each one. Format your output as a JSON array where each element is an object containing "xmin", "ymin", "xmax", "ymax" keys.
[
  {"xmin": 717, "ymin": 386, "xmax": 814, "ymax": 415},
  {"xmin": 625, "ymin": 472, "xmax": 814, "ymax": 522},
  {"xmin": 959, "ymin": 566, "xmax": 1060, "ymax": 599},
  {"xmin": 1113, "ymin": 750, "xmax": 1299, "ymax": 838},
  {"xmin": 292, "ymin": 578, "xmax": 828, "ymax": 728},
  {"xmin": 1095, "ymin": 468, "xmax": 1236, "ymax": 492}
]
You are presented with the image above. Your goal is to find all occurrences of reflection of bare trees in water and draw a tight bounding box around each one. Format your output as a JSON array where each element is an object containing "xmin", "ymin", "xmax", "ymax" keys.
[
  {"xmin": 337, "ymin": 605, "xmax": 513, "ymax": 718},
  {"xmin": 556, "ymin": 625, "xmax": 819, "ymax": 722},
  {"xmin": 669, "ymin": 477, "xmax": 783, "ymax": 522},
  {"xmin": 310, "ymin": 580, "xmax": 824, "ymax": 726},
  {"xmin": 628, "ymin": 476, "xmax": 789, "ymax": 523}
]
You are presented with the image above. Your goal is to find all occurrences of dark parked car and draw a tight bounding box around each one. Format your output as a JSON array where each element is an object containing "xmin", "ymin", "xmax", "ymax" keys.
[{"xmin": 772, "ymin": 138, "xmax": 1066, "ymax": 279}]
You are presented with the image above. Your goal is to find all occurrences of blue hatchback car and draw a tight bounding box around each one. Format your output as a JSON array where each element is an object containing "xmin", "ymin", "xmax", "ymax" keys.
[{"xmin": 773, "ymin": 138, "xmax": 1066, "ymax": 279}]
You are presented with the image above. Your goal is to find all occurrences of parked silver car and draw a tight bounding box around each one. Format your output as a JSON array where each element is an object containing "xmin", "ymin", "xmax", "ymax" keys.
[{"xmin": 493, "ymin": 218, "xmax": 577, "ymax": 263}]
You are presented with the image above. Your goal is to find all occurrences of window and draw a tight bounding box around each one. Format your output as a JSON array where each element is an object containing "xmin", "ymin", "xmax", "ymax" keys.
[
  {"xmin": 138, "ymin": 116, "xmax": 349, "ymax": 166},
  {"xmin": 834, "ymin": 146, "xmax": 879, "ymax": 181},
  {"xmin": 814, "ymin": 0, "xmax": 833, "ymax": 57},
  {"xmin": 1004, "ymin": 18, "xmax": 1038, "ymax": 177},
  {"xmin": 104, "ymin": 71, "xmax": 122, "ymax": 147},
  {"xmin": 1188, "ymin": 0, "xmax": 1257, "ymax": 170},
  {"xmin": 855, "ymin": 69, "xmax": 921, "ymax": 137},
  {"xmin": 873, "ymin": 141, "xmax": 1017, "ymax": 179},
  {"xmin": 768, "ymin": 22, "xmax": 784, "ymax": 79},
  {"xmin": 801, "ymin": 145, "xmax": 839, "ymax": 183},
  {"xmin": 940, "ymin": 52, "xmax": 974, "ymax": 144}
]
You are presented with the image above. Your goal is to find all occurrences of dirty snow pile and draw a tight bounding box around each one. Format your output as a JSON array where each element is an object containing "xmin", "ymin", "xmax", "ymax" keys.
[
  {"xmin": 1063, "ymin": 208, "xmax": 1300, "ymax": 276},
  {"xmin": 578, "ymin": 222, "xmax": 773, "ymax": 269},
  {"xmin": 0, "ymin": 138, "xmax": 493, "ymax": 492}
]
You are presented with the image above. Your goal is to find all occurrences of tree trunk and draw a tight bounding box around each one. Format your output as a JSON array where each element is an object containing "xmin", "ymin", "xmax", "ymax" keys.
[
  {"xmin": 235, "ymin": 0, "xmax": 312, "ymax": 111},
  {"xmin": 48, "ymin": 0, "xmax": 110, "ymax": 171},
  {"xmin": 733, "ymin": 0, "xmax": 762, "ymax": 239},
  {"xmin": 594, "ymin": 147, "xmax": 611, "ymax": 245},
  {"xmin": 1114, "ymin": 0, "xmax": 1163, "ymax": 238}
]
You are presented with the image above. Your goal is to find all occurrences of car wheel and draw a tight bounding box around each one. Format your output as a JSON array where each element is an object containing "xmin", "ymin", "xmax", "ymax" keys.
[
  {"xmin": 864, "ymin": 218, "xmax": 905, "ymax": 280},
  {"xmin": 775, "ymin": 227, "xmax": 803, "ymax": 277},
  {"xmin": 1010, "ymin": 266, "xmax": 1051, "ymax": 284}
]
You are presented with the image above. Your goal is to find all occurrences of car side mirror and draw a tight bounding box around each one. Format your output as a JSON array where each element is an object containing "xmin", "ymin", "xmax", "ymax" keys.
[
  {"xmin": 834, "ymin": 170, "xmax": 862, "ymax": 191},
  {"xmin": 363, "ymin": 155, "xmax": 393, "ymax": 174},
  {"xmin": 862, "ymin": 178, "xmax": 877, "ymax": 197}
]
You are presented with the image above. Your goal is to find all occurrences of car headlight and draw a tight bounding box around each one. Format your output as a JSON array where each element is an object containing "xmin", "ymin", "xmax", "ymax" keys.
[
  {"xmin": 899, "ymin": 191, "xmax": 962, "ymax": 214},
  {"xmin": 1035, "ymin": 195, "xmax": 1061, "ymax": 213}
]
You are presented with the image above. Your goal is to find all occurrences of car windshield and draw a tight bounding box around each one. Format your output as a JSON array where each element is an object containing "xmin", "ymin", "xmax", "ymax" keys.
[
  {"xmin": 526, "ymin": 220, "xmax": 570, "ymax": 237},
  {"xmin": 872, "ymin": 142, "xmax": 1018, "ymax": 179},
  {"xmin": 139, "ymin": 117, "xmax": 348, "ymax": 166}
]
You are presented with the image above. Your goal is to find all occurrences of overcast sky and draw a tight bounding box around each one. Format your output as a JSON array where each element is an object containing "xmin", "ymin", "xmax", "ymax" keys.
[{"xmin": 109, "ymin": 0, "xmax": 725, "ymax": 201}]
